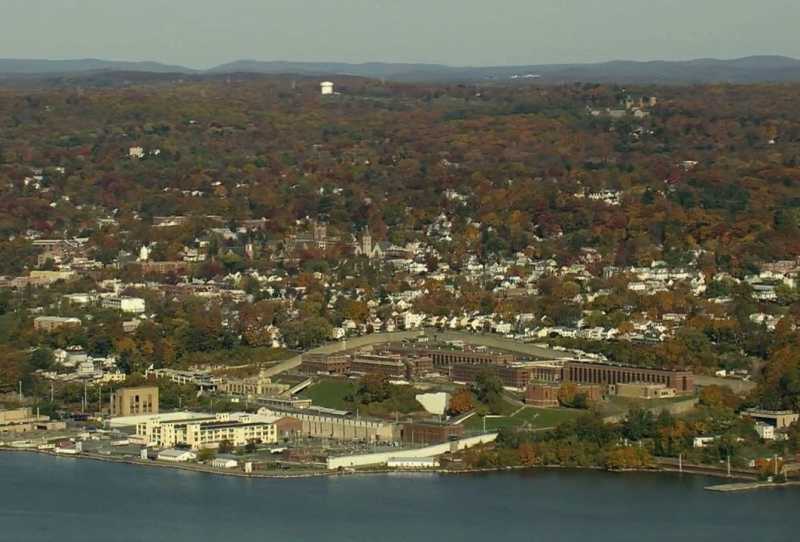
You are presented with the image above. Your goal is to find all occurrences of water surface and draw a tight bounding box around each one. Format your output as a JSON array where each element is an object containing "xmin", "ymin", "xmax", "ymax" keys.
[{"xmin": 1, "ymin": 453, "xmax": 797, "ymax": 541}]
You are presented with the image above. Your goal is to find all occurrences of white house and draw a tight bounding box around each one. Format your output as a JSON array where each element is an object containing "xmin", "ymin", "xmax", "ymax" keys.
[
  {"xmin": 211, "ymin": 455, "xmax": 239, "ymax": 469},
  {"xmin": 157, "ymin": 449, "xmax": 197, "ymax": 462},
  {"xmin": 755, "ymin": 422, "xmax": 775, "ymax": 441},
  {"xmin": 129, "ymin": 147, "xmax": 145, "ymax": 159},
  {"xmin": 693, "ymin": 436, "xmax": 717, "ymax": 448},
  {"xmin": 321, "ymin": 81, "xmax": 335, "ymax": 95}
]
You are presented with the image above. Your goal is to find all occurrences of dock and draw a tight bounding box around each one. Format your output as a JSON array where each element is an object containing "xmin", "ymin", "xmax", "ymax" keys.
[{"xmin": 705, "ymin": 481, "xmax": 800, "ymax": 492}]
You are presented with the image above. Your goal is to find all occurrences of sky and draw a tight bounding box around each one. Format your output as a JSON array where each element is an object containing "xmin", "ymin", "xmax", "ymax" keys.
[{"xmin": 2, "ymin": 0, "xmax": 799, "ymax": 69}]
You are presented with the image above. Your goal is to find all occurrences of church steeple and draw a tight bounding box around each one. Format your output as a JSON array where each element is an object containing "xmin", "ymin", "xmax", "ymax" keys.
[{"xmin": 361, "ymin": 226, "xmax": 372, "ymax": 258}]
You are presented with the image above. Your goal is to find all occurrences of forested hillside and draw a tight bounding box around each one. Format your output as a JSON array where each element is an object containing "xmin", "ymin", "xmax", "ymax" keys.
[{"xmin": 1, "ymin": 77, "xmax": 799, "ymax": 410}]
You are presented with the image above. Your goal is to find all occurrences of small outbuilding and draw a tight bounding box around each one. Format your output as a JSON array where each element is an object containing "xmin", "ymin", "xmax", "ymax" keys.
[
  {"xmin": 211, "ymin": 455, "xmax": 239, "ymax": 469},
  {"xmin": 157, "ymin": 449, "xmax": 197, "ymax": 462}
]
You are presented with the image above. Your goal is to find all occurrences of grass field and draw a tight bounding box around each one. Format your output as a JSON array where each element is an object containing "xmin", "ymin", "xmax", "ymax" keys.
[
  {"xmin": 464, "ymin": 406, "xmax": 583, "ymax": 432},
  {"xmin": 300, "ymin": 378, "xmax": 425, "ymax": 416},
  {"xmin": 600, "ymin": 395, "xmax": 695, "ymax": 416},
  {"xmin": 299, "ymin": 379, "xmax": 356, "ymax": 411}
]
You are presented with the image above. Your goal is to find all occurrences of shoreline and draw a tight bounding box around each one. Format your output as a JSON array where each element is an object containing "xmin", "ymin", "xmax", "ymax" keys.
[
  {"xmin": 705, "ymin": 480, "xmax": 800, "ymax": 492},
  {"xmin": 1, "ymin": 446, "xmax": 775, "ymax": 488}
]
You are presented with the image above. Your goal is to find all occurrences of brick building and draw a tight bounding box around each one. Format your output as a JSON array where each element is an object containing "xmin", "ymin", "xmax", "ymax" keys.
[
  {"xmin": 562, "ymin": 361, "xmax": 694, "ymax": 394},
  {"xmin": 385, "ymin": 346, "xmax": 516, "ymax": 368},
  {"xmin": 300, "ymin": 353, "xmax": 351, "ymax": 375},
  {"xmin": 450, "ymin": 363, "xmax": 533, "ymax": 390},
  {"xmin": 526, "ymin": 382, "xmax": 604, "ymax": 408},
  {"xmin": 404, "ymin": 355, "xmax": 434, "ymax": 379},
  {"xmin": 529, "ymin": 362, "xmax": 564, "ymax": 383},
  {"xmin": 350, "ymin": 353, "xmax": 407, "ymax": 379},
  {"xmin": 526, "ymin": 383, "xmax": 560, "ymax": 407},
  {"xmin": 401, "ymin": 422, "xmax": 464, "ymax": 445}
]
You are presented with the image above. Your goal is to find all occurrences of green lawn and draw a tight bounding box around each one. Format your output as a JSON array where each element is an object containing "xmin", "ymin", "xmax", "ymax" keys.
[
  {"xmin": 299, "ymin": 378, "xmax": 425, "ymax": 417},
  {"xmin": 299, "ymin": 379, "xmax": 356, "ymax": 410},
  {"xmin": 601, "ymin": 395, "xmax": 696, "ymax": 416},
  {"xmin": 464, "ymin": 406, "xmax": 583, "ymax": 432}
]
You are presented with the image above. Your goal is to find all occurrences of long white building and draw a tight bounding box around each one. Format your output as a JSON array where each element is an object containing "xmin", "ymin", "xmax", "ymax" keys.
[
  {"xmin": 101, "ymin": 296, "xmax": 146, "ymax": 314},
  {"xmin": 137, "ymin": 412, "xmax": 278, "ymax": 450}
]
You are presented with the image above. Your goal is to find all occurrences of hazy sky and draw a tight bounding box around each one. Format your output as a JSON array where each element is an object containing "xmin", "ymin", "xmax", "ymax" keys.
[{"xmin": 2, "ymin": 0, "xmax": 799, "ymax": 68}]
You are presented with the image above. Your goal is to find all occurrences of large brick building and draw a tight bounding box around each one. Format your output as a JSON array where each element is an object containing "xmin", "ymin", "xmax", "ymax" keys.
[
  {"xmin": 300, "ymin": 353, "xmax": 351, "ymax": 375},
  {"xmin": 401, "ymin": 422, "xmax": 464, "ymax": 445},
  {"xmin": 350, "ymin": 353, "xmax": 407, "ymax": 379},
  {"xmin": 450, "ymin": 363, "xmax": 533, "ymax": 390},
  {"xmin": 385, "ymin": 346, "xmax": 516, "ymax": 368},
  {"xmin": 562, "ymin": 361, "xmax": 694, "ymax": 394},
  {"xmin": 526, "ymin": 383, "xmax": 560, "ymax": 407},
  {"xmin": 529, "ymin": 362, "xmax": 564, "ymax": 383},
  {"xmin": 525, "ymin": 382, "xmax": 605, "ymax": 407}
]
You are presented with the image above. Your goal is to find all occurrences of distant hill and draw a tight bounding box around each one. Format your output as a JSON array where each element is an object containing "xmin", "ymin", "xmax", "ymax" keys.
[
  {"xmin": 2, "ymin": 56, "xmax": 800, "ymax": 84},
  {"xmin": 0, "ymin": 58, "xmax": 196, "ymax": 75},
  {"xmin": 208, "ymin": 56, "xmax": 800, "ymax": 84}
]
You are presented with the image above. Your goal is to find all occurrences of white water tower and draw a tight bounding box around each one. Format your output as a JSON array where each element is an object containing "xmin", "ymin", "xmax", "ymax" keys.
[{"xmin": 320, "ymin": 81, "xmax": 335, "ymax": 95}]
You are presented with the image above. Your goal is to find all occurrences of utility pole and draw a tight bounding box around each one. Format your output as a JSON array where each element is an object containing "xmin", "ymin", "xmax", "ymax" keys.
[
  {"xmin": 774, "ymin": 454, "xmax": 779, "ymax": 478},
  {"xmin": 83, "ymin": 381, "xmax": 88, "ymax": 414},
  {"xmin": 18, "ymin": 380, "xmax": 22, "ymax": 402},
  {"xmin": 50, "ymin": 382, "xmax": 54, "ymax": 403},
  {"xmin": 727, "ymin": 454, "xmax": 731, "ymax": 478},
  {"xmin": 678, "ymin": 453, "xmax": 683, "ymax": 473}
]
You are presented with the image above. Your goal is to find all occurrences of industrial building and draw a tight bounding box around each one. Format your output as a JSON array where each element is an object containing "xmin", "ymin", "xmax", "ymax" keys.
[
  {"xmin": 525, "ymin": 383, "xmax": 604, "ymax": 407},
  {"xmin": 257, "ymin": 406, "xmax": 399, "ymax": 443},
  {"xmin": 219, "ymin": 370, "xmax": 290, "ymax": 397},
  {"xmin": 562, "ymin": 361, "xmax": 694, "ymax": 394},
  {"xmin": 111, "ymin": 386, "xmax": 159, "ymax": 417},
  {"xmin": 450, "ymin": 363, "xmax": 533, "ymax": 390},
  {"xmin": 742, "ymin": 409, "xmax": 799, "ymax": 429},
  {"xmin": 401, "ymin": 422, "xmax": 464, "ymax": 445},
  {"xmin": 386, "ymin": 346, "xmax": 516, "ymax": 368},
  {"xmin": 300, "ymin": 353, "xmax": 351, "ymax": 375},
  {"xmin": 349, "ymin": 353, "xmax": 407, "ymax": 379},
  {"xmin": 0, "ymin": 407, "xmax": 67, "ymax": 433}
]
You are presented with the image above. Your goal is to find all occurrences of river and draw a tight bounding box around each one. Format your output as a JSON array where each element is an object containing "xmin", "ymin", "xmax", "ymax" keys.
[{"xmin": 1, "ymin": 453, "xmax": 797, "ymax": 541}]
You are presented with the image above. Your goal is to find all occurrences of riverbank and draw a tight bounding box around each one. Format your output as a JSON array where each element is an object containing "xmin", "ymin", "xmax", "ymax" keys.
[
  {"xmin": 0, "ymin": 447, "xmax": 335, "ymax": 480},
  {"xmin": 2, "ymin": 445, "xmax": 777, "ymax": 488},
  {"xmin": 705, "ymin": 480, "xmax": 800, "ymax": 492}
]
